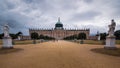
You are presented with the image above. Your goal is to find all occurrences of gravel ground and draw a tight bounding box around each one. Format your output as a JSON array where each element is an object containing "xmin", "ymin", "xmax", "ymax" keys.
[{"xmin": 0, "ymin": 40, "xmax": 120, "ymax": 68}]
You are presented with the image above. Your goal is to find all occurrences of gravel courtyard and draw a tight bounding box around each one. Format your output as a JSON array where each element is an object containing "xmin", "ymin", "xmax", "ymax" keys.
[{"xmin": 0, "ymin": 40, "xmax": 120, "ymax": 68}]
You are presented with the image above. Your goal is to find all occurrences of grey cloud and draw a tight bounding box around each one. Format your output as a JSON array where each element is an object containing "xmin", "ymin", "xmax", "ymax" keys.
[
  {"xmin": 84, "ymin": 0, "xmax": 93, "ymax": 3},
  {"xmin": 23, "ymin": 0, "xmax": 46, "ymax": 4},
  {"xmin": 0, "ymin": 0, "xmax": 120, "ymax": 35},
  {"xmin": 59, "ymin": 0, "xmax": 79, "ymax": 10},
  {"xmin": 0, "ymin": 12, "xmax": 29, "ymax": 28},
  {"xmin": 6, "ymin": 1, "xmax": 16, "ymax": 9},
  {"xmin": 23, "ymin": 0, "xmax": 78, "ymax": 14},
  {"xmin": 23, "ymin": 0, "xmax": 54, "ymax": 12},
  {"xmin": 71, "ymin": 11, "xmax": 101, "ymax": 21},
  {"xmin": 23, "ymin": 0, "xmax": 34, "ymax": 3},
  {"xmin": 111, "ymin": 0, "xmax": 120, "ymax": 16},
  {"xmin": 86, "ymin": 25, "xmax": 107, "ymax": 35},
  {"xmin": 0, "ymin": 0, "xmax": 16, "ymax": 11}
]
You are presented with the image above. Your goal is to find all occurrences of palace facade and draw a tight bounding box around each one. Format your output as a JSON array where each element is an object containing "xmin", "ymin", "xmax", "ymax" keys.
[{"xmin": 29, "ymin": 18, "xmax": 90, "ymax": 40}]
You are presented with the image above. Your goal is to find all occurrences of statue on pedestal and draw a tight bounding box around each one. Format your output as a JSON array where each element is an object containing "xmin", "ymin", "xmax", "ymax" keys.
[
  {"xmin": 3, "ymin": 24, "xmax": 10, "ymax": 37},
  {"xmin": 2, "ymin": 24, "xmax": 13, "ymax": 49},
  {"xmin": 108, "ymin": 19, "xmax": 116, "ymax": 37},
  {"xmin": 105, "ymin": 19, "xmax": 117, "ymax": 49}
]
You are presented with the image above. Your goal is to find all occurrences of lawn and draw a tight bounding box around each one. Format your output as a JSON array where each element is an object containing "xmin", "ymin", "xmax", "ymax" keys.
[
  {"xmin": 116, "ymin": 40, "xmax": 120, "ymax": 44},
  {"xmin": 0, "ymin": 39, "xmax": 120, "ymax": 45},
  {"xmin": 84, "ymin": 40, "xmax": 104, "ymax": 45},
  {"xmin": 0, "ymin": 40, "xmax": 41, "ymax": 45},
  {"xmin": 91, "ymin": 48, "xmax": 120, "ymax": 57},
  {"xmin": 0, "ymin": 48, "xmax": 23, "ymax": 54},
  {"xmin": 71, "ymin": 40, "xmax": 120, "ymax": 45}
]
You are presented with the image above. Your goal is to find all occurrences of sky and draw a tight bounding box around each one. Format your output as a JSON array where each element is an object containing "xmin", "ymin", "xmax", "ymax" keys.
[{"xmin": 0, "ymin": 0, "xmax": 120, "ymax": 35}]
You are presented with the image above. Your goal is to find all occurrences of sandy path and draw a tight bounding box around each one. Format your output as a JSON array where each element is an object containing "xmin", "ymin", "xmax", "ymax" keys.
[{"xmin": 0, "ymin": 40, "xmax": 120, "ymax": 68}]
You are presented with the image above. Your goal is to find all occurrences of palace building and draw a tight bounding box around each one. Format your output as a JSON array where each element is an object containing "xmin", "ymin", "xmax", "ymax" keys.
[{"xmin": 29, "ymin": 18, "xmax": 90, "ymax": 40}]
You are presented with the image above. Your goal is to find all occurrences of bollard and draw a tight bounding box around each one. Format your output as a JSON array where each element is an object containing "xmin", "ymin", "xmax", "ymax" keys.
[
  {"xmin": 80, "ymin": 40, "xmax": 84, "ymax": 44},
  {"xmin": 33, "ymin": 39, "xmax": 36, "ymax": 44}
]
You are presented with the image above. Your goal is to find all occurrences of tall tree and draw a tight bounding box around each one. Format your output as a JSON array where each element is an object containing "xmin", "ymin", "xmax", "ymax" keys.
[
  {"xmin": 77, "ymin": 33, "xmax": 86, "ymax": 40},
  {"xmin": 0, "ymin": 33, "xmax": 4, "ymax": 39},
  {"xmin": 31, "ymin": 32, "xmax": 39, "ymax": 39},
  {"xmin": 10, "ymin": 34, "xmax": 17, "ymax": 39},
  {"xmin": 100, "ymin": 33, "xmax": 107, "ymax": 40},
  {"xmin": 16, "ymin": 32, "xmax": 23, "ymax": 36},
  {"xmin": 39, "ymin": 34, "xmax": 44, "ymax": 39},
  {"xmin": 114, "ymin": 30, "xmax": 120, "ymax": 40}
]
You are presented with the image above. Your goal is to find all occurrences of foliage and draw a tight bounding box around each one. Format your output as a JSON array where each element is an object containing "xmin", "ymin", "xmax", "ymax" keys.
[
  {"xmin": 10, "ymin": 34, "xmax": 18, "ymax": 39},
  {"xmin": 16, "ymin": 32, "xmax": 23, "ymax": 36},
  {"xmin": 98, "ymin": 30, "xmax": 120, "ymax": 40},
  {"xmin": 114, "ymin": 30, "xmax": 120, "ymax": 40},
  {"xmin": 31, "ymin": 32, "xmax": 39, "ymax": 39},
  {"xmin": 100, "ymin": 33, "xmax": 107, "ymax": 40},
  {"xmin": 64, "ymin": 33, "xmax": 87, "ymax": 40},
  {"xmin": 30, "ymin": 33, "xmax": 55, "ymax": 40},
  {"xmin": 39, "ymin": 34, "xmax": 55, "ymax": 40},
  {"xmin": 39, "ymin": 35, "xmax": 44, "ymax": 39},
  {"xmin": 77, "ymin": 33, "xmax": 86, "ymax": 40},
  {"xmin": 0, "ymin": 33, "xmax": 4, "ymax": 39},
  {"xmin": 64, "ymin": 34, "xmax": 77, "ymax": 40},
  {"xmin": 0, "ymin": 33, "xmax": 17, "ymax": 39},
  {"xmin": 0, "ymin": 31, "xmax": 23, "ymax": 39}
]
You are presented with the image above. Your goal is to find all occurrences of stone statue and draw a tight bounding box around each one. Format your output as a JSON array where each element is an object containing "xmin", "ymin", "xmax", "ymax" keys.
[
  {"xmin": 2, "ymin": 24, "xmax": 13, "ymax": 49},
  {"xmin": 108, "ymin": 19, "xmax": 116, "ymax": 36},
  {"xmin": 105, "ymin": 19, "xmax": 117, "ymax": 49},
  {"xmin": 3, "ymin": 24, "xmax": 10, "ymax": 37}
]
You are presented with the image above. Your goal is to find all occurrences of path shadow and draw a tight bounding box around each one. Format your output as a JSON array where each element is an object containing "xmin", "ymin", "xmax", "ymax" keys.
[
  {"xmin": 0, "ymin": 48, "xmax": 24, "ymax": 55},
  {"xmin": 91, "ymin": 48, "xmax": 120, "ymax": 57}
]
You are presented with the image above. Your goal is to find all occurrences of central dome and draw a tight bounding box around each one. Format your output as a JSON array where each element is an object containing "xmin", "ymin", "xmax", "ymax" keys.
[{"xmin": 55, "ymin": 17, "xmax": 63, "ymax": 30}]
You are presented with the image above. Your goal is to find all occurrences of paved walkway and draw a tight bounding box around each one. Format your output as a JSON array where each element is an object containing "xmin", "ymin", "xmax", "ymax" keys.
[{"xmin": 0, "ymin": 40, "xmax": 120, "ymax": 68}]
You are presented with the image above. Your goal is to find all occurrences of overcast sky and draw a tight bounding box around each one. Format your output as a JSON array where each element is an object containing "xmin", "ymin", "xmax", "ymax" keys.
[{"xmin": 0, "ymin": 0, "xmax": 120, "ymax": 35}]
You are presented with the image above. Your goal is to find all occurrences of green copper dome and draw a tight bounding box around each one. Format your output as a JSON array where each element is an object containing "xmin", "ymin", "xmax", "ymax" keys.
[
  {"xmin": 55, "ymin": 17, "xmax": 63, "ymax": 30},
  {"xmin": 56, "ymin": 17, "xmax": 62, "ymax": 24}
]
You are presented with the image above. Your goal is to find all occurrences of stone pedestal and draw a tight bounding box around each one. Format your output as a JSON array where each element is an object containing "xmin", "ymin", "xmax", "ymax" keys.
[
  {"xmin": 98, "ymin": 36, "xmax": 100, "ymax": 41},
  {"xmin": 105, "ymin": 36, "xmax": 116, "ymax": 49},
  {"xmin": 2, "ymin": 37, "xmax": 13, "ymax": 49}
]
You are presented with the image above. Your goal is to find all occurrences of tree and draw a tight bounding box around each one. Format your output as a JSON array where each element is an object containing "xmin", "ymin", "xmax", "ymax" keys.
[
  {"xmin": 31, "ymin": 32, "xmax": 39, "ymax": 39},
  {"xmin": 16, "ymin": 32, "xmax": 23, "ymax": 36},
  {"xmin": 10, "ymin": 34, "xmax": 18, "ymax": 39},
  {"xmin": 39, "ymin": 34, "xmax": 44, "ymax": 39},
  {"xmin": 100, "ymin": 33, "xmax": 107, "ymax": 40},
  {"xmin": 39, "ymin": 34, "xmax": 55, "ymax": 40},
  {"xmin": 77, "ymin": 33, "xmax": 86, "ymax": 40},
  {"xmin": 114, "ymin": 30, "xmax": 120, "ymax": 40},
  {"xmin": 0, "ymin": 33, "xmax": 4, "ymax": 39},
  {"xmin": 0, "ymin": 32, "xmax": 23, "ymax": 39},
  {"xmin": 64, "ymin": 35, "xmax": 74, "ymax": 40}
]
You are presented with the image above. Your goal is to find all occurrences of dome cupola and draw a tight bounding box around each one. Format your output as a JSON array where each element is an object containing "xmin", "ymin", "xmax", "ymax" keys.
[{"xmin": 55, "ymin": 17, "xmax": 63, "ymax": 30}]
